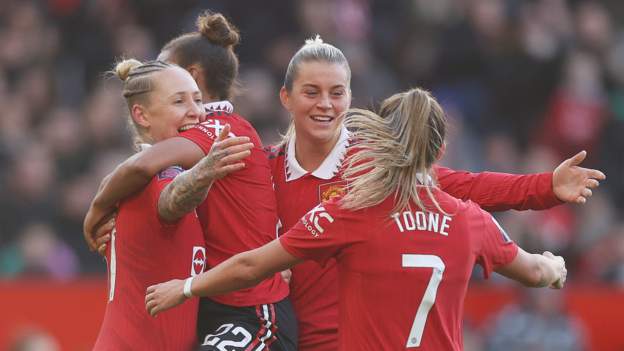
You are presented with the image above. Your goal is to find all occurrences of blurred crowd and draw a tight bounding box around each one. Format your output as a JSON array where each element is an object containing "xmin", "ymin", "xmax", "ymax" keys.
[
  {"xmin": 1, "ymin": 0, "xmax": 623, "ymax": 282},
  {"xmin": 0, "ymin": 0, "xmax": 622, "ymax": 348}
]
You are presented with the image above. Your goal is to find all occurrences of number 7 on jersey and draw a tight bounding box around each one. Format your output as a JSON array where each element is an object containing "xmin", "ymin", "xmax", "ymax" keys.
[{"xmin": 402, "ymin": 254, "xmax": 445, "ymax": 348}]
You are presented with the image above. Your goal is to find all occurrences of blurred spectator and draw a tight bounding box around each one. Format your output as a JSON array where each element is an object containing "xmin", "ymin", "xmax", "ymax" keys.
[
  {"xmin": 7, "ymin": 327, "xmax": 60, "ymax": 351},
  {"xmin": 0, "ymin": 222, "xmax": 78, "ymax": 280},
  {"xmin": 485, "ymin": 289, "xmax": 588, "ymax": 351},
  {"xmin": 539, "ymin": 50, "xmax": 607, "ymax": 159}
]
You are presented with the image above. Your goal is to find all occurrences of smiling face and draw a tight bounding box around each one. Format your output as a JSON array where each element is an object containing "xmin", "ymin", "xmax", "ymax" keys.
[
  {"xmin": 136, "ymin": 66, "xmax": 204, "ymax": 143},
  {"xmin": 280, "ymin": 61, "xmax": 351, "ymax": 146}
]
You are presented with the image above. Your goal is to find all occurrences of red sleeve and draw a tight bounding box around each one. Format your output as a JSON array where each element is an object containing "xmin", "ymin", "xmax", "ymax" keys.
[
  {"xmin": 147, "ymin": 166, "xmax": 185, "ymax": 227},
  {"xmin": 471, "ymin": 206, "xmax": 519, "ymax": 279},
  {"xmin": 279, "ymin": 201, "xmax": 353, "ymax": 267},
  {"xmin": 434, "ymin": 165, "xmax": 563, "ymax": 212},
  {"xmin": 179, "ymin": 123, "xmax": 217, "ymax": 155}
]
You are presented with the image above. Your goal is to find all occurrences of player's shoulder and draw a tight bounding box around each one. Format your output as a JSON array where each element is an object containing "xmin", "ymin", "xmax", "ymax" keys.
[{"xmin": 428, "ymin": 187, "xmax": 467, "ymax": 211}]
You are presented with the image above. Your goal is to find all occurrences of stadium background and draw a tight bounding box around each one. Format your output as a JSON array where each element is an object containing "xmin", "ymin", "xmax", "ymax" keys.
[{"xmin": 1, "ymin": 0, "xmax": 623, "ymax": 350}]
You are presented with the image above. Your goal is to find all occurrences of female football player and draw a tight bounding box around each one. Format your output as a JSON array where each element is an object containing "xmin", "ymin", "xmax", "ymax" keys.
[
  {"xmin": 263, "ymin": 36, "xmax": 604, "ymax": 351},
  {"xmin": 145, "ymin": 87, "xmax": 568, "ymax": 350},
  {"xmin": 86, "ymin": 12, "xmax": 298, "ymax": 351},
  {"xmin": 92, "ymin": 58, "xmax": 250, "ymax": 350}
]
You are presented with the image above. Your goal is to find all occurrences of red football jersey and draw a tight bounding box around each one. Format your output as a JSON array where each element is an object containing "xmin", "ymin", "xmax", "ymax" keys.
[
  {"xmin": 179, "ymin": 108, "xmax": 288, "ymax": 306},
  {"xmin": 266, "ymin": 128, "xmax": 349, "ymax": 351},
  {"xmin": 266, "ymin": 128, "xmax": 559, "ymax": 351},
  {"xmin": 93, "ymin": 168, "xmax": 205, "ymax": 351},
  {"xmin": 280, "ymin": 191, "xmax": 519, "ymax": 350}
]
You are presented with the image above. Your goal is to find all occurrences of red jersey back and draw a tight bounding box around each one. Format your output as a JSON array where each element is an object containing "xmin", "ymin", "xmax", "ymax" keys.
[
  {"xmin": 93, "ymin": 169, "xmax": 205, "ymax": 351},
  {"xmin": 280, "ymin": 189, "xmax": 518, "ymax": 350},
  {"xmin": 180, "ymin": 110, "xmax": 288, "ymax": 306}
]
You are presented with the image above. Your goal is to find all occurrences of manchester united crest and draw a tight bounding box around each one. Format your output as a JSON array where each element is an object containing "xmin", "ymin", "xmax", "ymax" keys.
[{"xmin": 318, "ymin": 180, "xmax": 347, "ymax": 203}]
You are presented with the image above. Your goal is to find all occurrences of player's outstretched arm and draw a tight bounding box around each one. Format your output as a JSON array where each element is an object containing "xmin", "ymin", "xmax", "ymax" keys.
[
  {"xmin": 495, "ymin": 249, "xmax": 567, "ymax": 289},
  {"xmin": 158, "ymin": 124, "xmax": 253, "ymax": 222},
  {"xmin": 83, "ymin": 137, "xmax": 206, "ymax": 251},
  {"xmin": 436, "ymin": 150, "xmax": 605, "ymax": 212},
  {"xmin": 145, "ymin": 240, "xmax": 301, "ymax": 317}
]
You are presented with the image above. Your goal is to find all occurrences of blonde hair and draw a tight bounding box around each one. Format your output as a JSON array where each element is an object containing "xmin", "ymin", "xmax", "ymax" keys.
[
  {"xmin": 280, "ymin": 35, "xmax": 351, "ymax": 146},
  {"xmin": 341, "ymin": 88, "xmax": 447, "ymax": 213},
  {"xmin": 112, "ymin": 59, "xmax": 172, "ymax": 148}
]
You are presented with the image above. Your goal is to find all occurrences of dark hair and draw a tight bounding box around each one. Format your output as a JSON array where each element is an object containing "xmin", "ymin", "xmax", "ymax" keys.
[{"xmin": 161, "ymin": 11, "xmax": 240, "ymax": 100}]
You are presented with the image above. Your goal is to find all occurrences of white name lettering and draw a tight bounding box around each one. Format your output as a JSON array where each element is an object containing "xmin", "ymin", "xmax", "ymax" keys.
[{"xmin": 392, "ymin": 211, "xmax": 452, "ymax": 236}]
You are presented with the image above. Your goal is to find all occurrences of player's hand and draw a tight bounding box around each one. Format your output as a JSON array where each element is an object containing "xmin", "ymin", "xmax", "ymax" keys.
[
  {"xmin": 145, "ymin": 279, "xmax": 187, "ymax": 317},
  {"xmin": 83, "ymin": 203, "xmax": 116, "ymax": 253},
  {"xmin": 543, "ymin": 251, "xmax": 566, "ymax": 289},
  {"xmin": 92, "ymin": 216, "xmax": 115, "ymax": 256},
  {"xmin": 281, "ymin": 269, "xmax": 292, "ymax": 284},
  {"xmin": 195, "ymin": 124, "xmax": 253, "ymax": 186},
  {"xmin": 552, "ymin": 150, "xmax": 606, "ymax": 204}
]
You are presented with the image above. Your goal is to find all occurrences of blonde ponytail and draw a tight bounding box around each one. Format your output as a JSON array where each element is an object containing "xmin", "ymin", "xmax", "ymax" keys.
[{"xmin": 341, "ymin": 88, "xmax": 447, "ymax": 214}]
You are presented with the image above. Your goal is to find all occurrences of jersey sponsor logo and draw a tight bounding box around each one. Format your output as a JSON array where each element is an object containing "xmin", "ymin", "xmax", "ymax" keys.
[
  {"xmin": 191, "ymin": 246, "xmax": 206, "ymax": 276},
  {"xmin": 199, "ymin": 119, "xmax": 237, "ymax": 138},
  {"xmin": 301, "ymin": 204, "xmax": 335, "ymax": 237},
  {"xmin": 157, "ymin": 166, "xmax": 184, "ymax": 180},
  {"xmin": 318, "ymin": 180, "xmax": 347, "ymax": 202}
]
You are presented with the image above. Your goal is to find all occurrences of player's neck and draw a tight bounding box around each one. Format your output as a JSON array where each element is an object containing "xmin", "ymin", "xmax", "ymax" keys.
[{"xmin": 294, "ymin": 132, "xmax": 340, "ymax": 172}]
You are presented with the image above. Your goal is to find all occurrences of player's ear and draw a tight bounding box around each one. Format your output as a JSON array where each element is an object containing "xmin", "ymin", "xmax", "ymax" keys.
[
  {"xmin": 130, "ymin": 104, "xmax": 151, "ymax": 128},
  {"xmin": 279, "ymin": 86, "xmax": 291, "ymax": 112}
]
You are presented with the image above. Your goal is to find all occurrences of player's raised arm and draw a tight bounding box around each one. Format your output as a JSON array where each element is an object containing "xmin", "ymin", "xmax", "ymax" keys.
[
  {"xmin": 435, "ymin": 150, "xmax": 605, "ymax": 212},
  {"xmin": 145, "ymin": 239, "xmax": 301, "ymax": 317},
  {"xmin": 157, "ymin": 124, "xmax": 253, "ymax": 222}
]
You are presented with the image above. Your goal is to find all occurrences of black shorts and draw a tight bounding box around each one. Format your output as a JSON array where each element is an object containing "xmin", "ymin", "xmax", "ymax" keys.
[{"xmin": 196, "ymin": 297, "xmax": 298, "ymax": 351}]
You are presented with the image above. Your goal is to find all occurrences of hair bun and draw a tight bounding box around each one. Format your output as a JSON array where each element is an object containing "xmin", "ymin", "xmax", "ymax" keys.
[
  {"xmin": 304, "ymin": 34, "xmax": 324, "ymax": 46},
  {"xmin": 114, "ymin": 59, "xmax": 142, "ymax": 81},
  {"xmin": 196, "ymin": 12, "xmax": 240, "ymax": 48}
]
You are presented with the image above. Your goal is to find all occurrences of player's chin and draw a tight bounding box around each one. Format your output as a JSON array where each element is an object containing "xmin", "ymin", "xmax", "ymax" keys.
[{"xmin": 308, "ymin": 124, "xmax": 340, "ymax": 142}]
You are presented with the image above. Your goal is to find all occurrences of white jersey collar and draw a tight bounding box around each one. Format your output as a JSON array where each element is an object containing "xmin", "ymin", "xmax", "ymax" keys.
[
  {"xmin": 285, "ymin": 126, "xmax": 350, "ymax": 182},
  {"xmin": 203, "ymin": 100, "xmax": 233, "ymax": 114}
]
